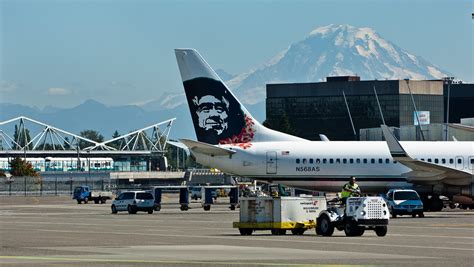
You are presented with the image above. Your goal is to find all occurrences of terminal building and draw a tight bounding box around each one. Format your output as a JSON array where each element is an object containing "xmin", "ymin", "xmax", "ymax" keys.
[{"xmin": 266, "ymin": 77, "xmax": 474, "ymax": 141}]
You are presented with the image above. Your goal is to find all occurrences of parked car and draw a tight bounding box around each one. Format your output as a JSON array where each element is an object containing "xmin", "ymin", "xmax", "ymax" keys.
[
  {"xmin": 111, "ymin": 191, "xmax": 155, "ymax": 214},
  {"xmin": 384, "ymin": 189, "xmax": 424, "ymax": 218}
]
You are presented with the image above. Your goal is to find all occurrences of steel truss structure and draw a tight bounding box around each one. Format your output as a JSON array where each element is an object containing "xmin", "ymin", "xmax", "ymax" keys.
[{"xmin": 0, "ymin": 116, "xmax": 175, "ymax": 153}]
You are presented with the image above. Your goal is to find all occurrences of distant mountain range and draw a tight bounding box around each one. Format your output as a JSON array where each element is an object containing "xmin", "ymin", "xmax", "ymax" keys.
[{"xmin": 0, "ymin": 24, "xmax": 451, "ymax": 140}]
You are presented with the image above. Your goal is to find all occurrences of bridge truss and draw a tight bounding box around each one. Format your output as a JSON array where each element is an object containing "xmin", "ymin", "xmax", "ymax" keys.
[{"xmin": 0, "ymin": 116, "xmax": 175, "ymax": 154}]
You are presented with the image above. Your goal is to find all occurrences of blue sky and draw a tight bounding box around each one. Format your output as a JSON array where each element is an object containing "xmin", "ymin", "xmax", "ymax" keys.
[{"xmin": 1, "ymin": 0, "xmax": 472, "ymax": 108}]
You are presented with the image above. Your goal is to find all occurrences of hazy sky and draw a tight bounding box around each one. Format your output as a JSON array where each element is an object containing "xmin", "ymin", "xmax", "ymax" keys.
[{"xmin": 1, "ymin": 0, "xmax": 472, "ymax": 108}]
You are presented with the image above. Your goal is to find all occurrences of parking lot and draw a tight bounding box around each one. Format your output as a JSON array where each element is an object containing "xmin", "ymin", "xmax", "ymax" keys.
[{"xmin": 0, "ymin": 196, "xmax": 473, "ymax": 266}]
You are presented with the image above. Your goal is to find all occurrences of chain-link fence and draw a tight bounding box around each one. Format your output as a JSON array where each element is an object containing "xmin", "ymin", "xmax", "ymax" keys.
[{"xmin": 0, "ymin": 176, "xmax": 115, "ymax": 196}]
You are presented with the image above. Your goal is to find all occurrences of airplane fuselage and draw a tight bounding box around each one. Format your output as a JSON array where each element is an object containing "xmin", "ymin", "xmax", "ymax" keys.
[{"xmin": 193, "ymin": 141, "xmax": 474, "ymax": 194}]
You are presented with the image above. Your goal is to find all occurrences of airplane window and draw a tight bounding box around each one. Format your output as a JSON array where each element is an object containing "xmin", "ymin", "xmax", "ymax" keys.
[
  {"xmin": 434, "ymin": 159, "xmax": 439, "ymax": 164},
  {"xmin": 309, "ymin": 159, "xmax": 314, "ymax": 164},
  {"xmin": 471, "ymin": 158, "xmax": 474, "ymax": 164},
  {"xmin": 458, "ymin": 158, "xmax": 462, "ymax": 164},
  {"xmin": 371, "ymin": 159, "xmax": 375, "ymax": 164},
  {"xmin": 356, "ymin": 159, "xmax": 361, "ymax": 164},
  {"xmin": 343, "ymin": 159, "xmax": 347, "ymax": 164},
  {"xmin": 421, "ymin": 158, "xmax": 424, "ymax": 161},
  {"xmin": 385, "ymin": 159, "xmax": 390, "ymax": 164},
  {"xmin": 316, "ymin": 159, "xmax": 321, "ymax": 164},
  {"xmin": 363, "ymin": 159, "xmax": 367, "ymax": 164},
  {"xmin": 349, "ymin": 159, "xmax": 354, "ymax": 164},
  {"xmin": 323, "ymin": 159, "xmax": 327, "ymax": 164},
  {"xmin": 336, "ymin": 159, "xmax": 340, "ymax": 164},
  {"xmin": 378, "ymin": 158, "xmax": 383, "ymax": 164},
  {"xmin": 393, "ymin": 160, "xmax": 397, "ymax": 164},
  {"xmin": 303, "ymin": 159, "xmax": 307, "ymax": 164},
  {"xmin": 449, "ymin": 159, "xmax": 454, "ymax": 164},
  {"xmin": 442, "ymin": 159, "xmax": 446, "ymax": 164},
  {"xmin": 296, "ymin": 159, "xmax": 300, "ymax": 164},
  {"xmin": 427, "ymin": 158, "xmax": 432, "ymax": 163},
  {"xmin": 329, "ymin": 159, "xmax": 334, "ymax": 164}
]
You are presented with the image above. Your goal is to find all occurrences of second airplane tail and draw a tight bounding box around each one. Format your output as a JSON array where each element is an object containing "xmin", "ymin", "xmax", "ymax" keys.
[{"xmin": 175, "ymin": 48, "xmax": 305, "ymax": 146}]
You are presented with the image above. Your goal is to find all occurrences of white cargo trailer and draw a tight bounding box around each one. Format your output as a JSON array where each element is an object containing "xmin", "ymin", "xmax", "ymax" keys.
[{"xmin": 233, "ymin": 196, "xmax": 327, "ymax": 235}]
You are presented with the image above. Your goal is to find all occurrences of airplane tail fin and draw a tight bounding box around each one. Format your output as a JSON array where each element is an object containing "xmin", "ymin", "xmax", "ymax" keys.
[{"xmin": 175, "ymin": 49, "xmax": 305, "ymax": 146}]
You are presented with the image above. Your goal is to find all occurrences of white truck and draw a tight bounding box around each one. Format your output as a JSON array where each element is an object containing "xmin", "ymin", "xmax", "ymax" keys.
[
  {"xmin": 316, "ymin": 196, "xmax": 390, "ymax": 237},
  {"xmin": 73, "ymin": 185, "xmax": 113, "ymax": 204}
]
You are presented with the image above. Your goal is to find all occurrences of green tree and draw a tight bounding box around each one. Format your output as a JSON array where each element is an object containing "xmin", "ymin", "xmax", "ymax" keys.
[
  {"xmin": 109, "ymin": 130, "xmax": 122, "ymax": 150},
  {"xmin": 10, "ymin": 157, "xmax": 39, "ymax": 177},
  {"xmin": 79, "ymin": 130, "xmax": 104, "ymax": 149},
  {"xmin": 12, "ymin": 125, "xmax": 32, "ymax": 149}
]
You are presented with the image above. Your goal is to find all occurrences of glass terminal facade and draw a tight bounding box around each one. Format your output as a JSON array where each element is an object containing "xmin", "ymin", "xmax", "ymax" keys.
[{"xmin": 266, "ymin": 78, "xmax": 447, "ymax": 141}]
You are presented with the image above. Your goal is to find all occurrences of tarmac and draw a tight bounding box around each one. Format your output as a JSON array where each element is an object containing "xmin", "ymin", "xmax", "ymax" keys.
[{"xmin": 0, "ymin": 196, "xmax": 473, "ymax": 266}]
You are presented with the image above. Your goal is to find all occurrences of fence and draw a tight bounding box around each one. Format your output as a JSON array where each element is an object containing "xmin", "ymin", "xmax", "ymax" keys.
[{"xmin": 0, "ymin": 176, "xmax": 114, "ymax": 196}]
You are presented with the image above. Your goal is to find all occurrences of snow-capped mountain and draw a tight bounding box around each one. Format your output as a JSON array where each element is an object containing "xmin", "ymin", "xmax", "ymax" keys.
[{"xmin": 228, "ymin": 24, "xmax": 450, "ymax": 104}]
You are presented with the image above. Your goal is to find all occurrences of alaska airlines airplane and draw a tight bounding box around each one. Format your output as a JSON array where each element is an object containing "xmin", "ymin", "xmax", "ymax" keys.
[{"xmin": 174, "ymin": 48, "xmax": 474, "ymax": 210}]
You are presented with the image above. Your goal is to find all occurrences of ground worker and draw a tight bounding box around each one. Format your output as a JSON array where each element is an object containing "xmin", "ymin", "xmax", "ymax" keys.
[{"xmin": 341, "ymin": 176, "xmax": 360, "ymax": 204}]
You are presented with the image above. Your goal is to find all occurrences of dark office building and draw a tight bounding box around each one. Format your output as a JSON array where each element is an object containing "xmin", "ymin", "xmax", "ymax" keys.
[
  {"xmin": 266, "ymin": 77, "xmax": 452, "ymax": 141},
  {"xmin": 444, "ymin": 83, "xmax": 474, "ymax": 123}
]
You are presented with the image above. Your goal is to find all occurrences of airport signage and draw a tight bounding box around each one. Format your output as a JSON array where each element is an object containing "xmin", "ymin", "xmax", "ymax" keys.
[{"xmin": 414, "ymin": 111, "xmax": 430, "ymax": 125}]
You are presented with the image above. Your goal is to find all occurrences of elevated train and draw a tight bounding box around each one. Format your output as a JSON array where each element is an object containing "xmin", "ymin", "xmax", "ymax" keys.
[{"xmin": 0, "ymin": 157, "xmax": 114, "ymax": 172}]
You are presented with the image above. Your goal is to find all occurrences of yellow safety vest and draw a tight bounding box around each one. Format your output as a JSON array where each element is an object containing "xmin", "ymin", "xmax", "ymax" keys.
[{"xmin": 341, "ymin": 182, "xmax": 359, "ymax": 198}]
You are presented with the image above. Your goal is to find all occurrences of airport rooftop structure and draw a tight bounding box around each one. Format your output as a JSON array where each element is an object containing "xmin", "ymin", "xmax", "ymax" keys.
[
  {"xmin": 0, "ymin": 116, "xmax": 176, "ymax": 172},
  {"xmin": 266, "ymin": 77, "xmax": 474, "ymax": 141}
]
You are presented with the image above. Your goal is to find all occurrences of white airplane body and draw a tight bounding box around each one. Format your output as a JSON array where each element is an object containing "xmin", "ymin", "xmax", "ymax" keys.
[{"xmin": 174, "ymin": 48, "xmax": 474, "ymax": 205}]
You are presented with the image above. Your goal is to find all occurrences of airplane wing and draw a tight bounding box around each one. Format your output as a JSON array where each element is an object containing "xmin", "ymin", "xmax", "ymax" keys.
[
  {"xmin": 380, "ymin": 125, "xmax": 471, "ymax": 186},
  {"xmin": 179, "ymin": 139, "xmax": 236, "ymax": 157}
]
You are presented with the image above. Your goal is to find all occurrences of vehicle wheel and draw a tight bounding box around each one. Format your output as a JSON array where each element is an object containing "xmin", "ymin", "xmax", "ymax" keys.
[
  {"xmin": 412, "ymin": 214, "xmax": 417, "ymax": 218},
  {"xmin": 239, "ymin": 228, "xmax": 252, "ymax": 236},
  {"xmin": 317, "ymin": 215, "xmax": 334, "ymax": 236},
  {"xmin": 128, "ymin": 205, "xmax": 136, "ymax": 214},
  {"xmin": 77, "ymin": 200, "xmax": 82, "ymax": 204},
  {"xmin": 418, "ymin": 212, "xmax": 424, "ymax": 218},
  {"xmin": 94, "ymin": 199, "xmax": 99, "ymax": 204},
  {"xmin": 154, "ymin": 204, "xmax": 161, "ymax": 211},
  {"xmin": 148, "ymin": 209, "xmax": 154, "ymax": 214},
  {"xmin": 291, "ymin": 229, "xmax": 305, "ymax": 235},
  {"xmin": 101, "ymin": 199, "xmax": 106, "ymax": 204},
  {"xmin": 111, "ymin": 205, "xmax": 118, "ymax": 214},
  {"xmin": 391, "ymin": 213, "xmax": 397, "ymax": 218},
  {"xmin": 84, "ymin": 197, "xmax": 89, "ymax": 204},
  {"xmin": 203, "ymin": 205, "xmax": 211, "ymax": 211},
  {"xmin": 230, "ymin": 205, "xmax": 236, "ymax": 211},
  {"xmin": 430, "ymin": 197, "xmax": 444, "ymax": 212},
  {"xmin": 344, "ymin": 221, "xmax": 360, "ymax": 237},
  {"xmin": 449, "ymin": 203, "xmax": 456, "ymax": 209},
  {"xmin": 375, "ymin": 226, "xmax": 388, "ymax": 237}
]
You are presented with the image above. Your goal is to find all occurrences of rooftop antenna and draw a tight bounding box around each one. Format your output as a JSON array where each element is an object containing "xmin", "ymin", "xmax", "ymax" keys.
[
  {"xmin": 444, "ymin": 77, "xmax": 454, "ymax": 141},
  {"xmin": 342, "ymin": 90, "xmax": 357, "ymax": 140},
  {"xmin": 373, "ymin": 84, "xmax": 386, "ymax": 125},
  {"xmin": 404, "ymin": 79, "xmax": 425, "ymax": 141}
]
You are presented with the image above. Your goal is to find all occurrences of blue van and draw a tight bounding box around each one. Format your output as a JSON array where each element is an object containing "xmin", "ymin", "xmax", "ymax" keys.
[{"xmin": 385, "ymin": 189, "xmax": 424, "ymax": 218}]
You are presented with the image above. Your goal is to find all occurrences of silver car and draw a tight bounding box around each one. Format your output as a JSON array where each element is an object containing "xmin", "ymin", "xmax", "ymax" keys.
[{"xmin": 111, "ymin": 191, "xmax": 155, "ymax": 214}]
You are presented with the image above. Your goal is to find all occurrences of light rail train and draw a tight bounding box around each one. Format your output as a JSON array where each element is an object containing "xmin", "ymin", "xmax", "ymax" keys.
[{"xmin": 0, "ymin": 157, "xmax": 114, "ymax": 172}]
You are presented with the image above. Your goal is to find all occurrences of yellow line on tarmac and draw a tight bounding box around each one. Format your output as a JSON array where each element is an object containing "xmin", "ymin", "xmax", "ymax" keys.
[{"xmin": 0, "ymin": 256, "xmax": 358, "ymax": 267}]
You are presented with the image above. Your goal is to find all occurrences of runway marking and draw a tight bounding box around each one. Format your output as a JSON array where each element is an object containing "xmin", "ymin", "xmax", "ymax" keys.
[
  {"xmin": 0, "ymin": 256, "xmax": 356, "ymax": 266},
  {"xmin": 2, "ymin": 227, "xmax": 473, "ymax": 252},
  {"xmin": 428, "ymin": 223, "xmax": 474, "ymax": 227}
]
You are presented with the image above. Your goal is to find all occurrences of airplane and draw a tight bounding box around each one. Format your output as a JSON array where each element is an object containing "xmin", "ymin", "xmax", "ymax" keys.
[{"xmin": 174, "ymin": 48, "xmax": 474, "ymax": 211}]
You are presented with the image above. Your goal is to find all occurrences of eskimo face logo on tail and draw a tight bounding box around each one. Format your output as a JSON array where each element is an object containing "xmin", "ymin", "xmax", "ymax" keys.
[{"xmin": 184, "ymin": 77, "xmax": 255, "ymax": 146}]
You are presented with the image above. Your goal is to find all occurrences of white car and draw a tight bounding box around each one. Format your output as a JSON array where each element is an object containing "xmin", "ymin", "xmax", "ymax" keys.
[{"xmin": 111, "ymin": 191, "xmax": 155, "ymax": 214}]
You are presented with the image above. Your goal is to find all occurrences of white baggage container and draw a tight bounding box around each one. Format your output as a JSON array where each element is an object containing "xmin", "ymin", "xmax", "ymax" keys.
[{"xmin": 233, "ymin": 196, "xmax": 327, "ymax": 235}]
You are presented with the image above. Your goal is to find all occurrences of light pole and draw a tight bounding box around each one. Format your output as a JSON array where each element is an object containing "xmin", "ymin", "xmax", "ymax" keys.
[
  {"xmin": 444, "ymin": 77, "xmax": 454, "ymax": 141},
  {"xmin": 87, "ymin": 150, "xmax": 90, "ymax": 186}
]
